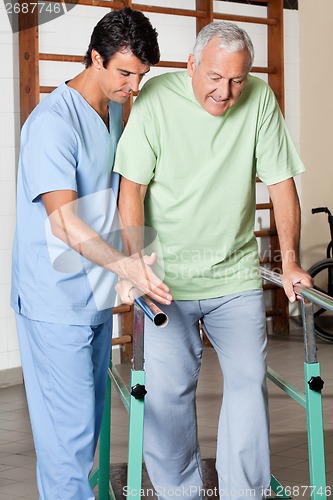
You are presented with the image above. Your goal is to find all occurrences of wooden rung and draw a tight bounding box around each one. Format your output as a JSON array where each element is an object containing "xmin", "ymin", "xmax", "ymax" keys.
[
  {"xmin": 251, "ymin": 66, "xmax": 277, "ymax": 74},
  {"xmin": 255, "ymin": 229, "xmax": 277, "ymax": 237},
  {"xmin": 256, "ymin": 203, "xmax": 273, "ymax": 210},
  {"xmin": 113, "ymin": 304, "xmax": 131, "ymax": 315},
  {"xmin": 40, "ymin": 86, "xmax": 56, "ymax": 94},
  {"xmin": 132, "ymin": 4, "xmax": 207, "ymax": 18},
  {"xmin": 259, "ymin": 258, "xmax": 281, "ymax": 265},
  {"xmin": 214, "ymin": 12, "xmax": 277, "ymax": 26},
  {"xmin": 157, "ymin": 61, "xmax": 187, "ymax": 69},
  {"xmin": 48, "ymin": 0, "xmax": 125, "ymax": 8},
  {"xmin": 38, "ymin": 53, "xmax": 274, "ymax": 76},
  {"xmin": 265, "ymin": 309, "xmax": 282, "ymax": 317},
  {"xmin": 39, "ymin": 53, "xmax": 83, "ymax": 63},
  {"xmin": 263, "ymin": 283, "xmax": 279, "ymax": 290},
  {"xmin": 39, "ymin": 54, "xmax": 187, "ymax": 71},
  {"xmin": 112, "ymin": 335, "xmax": 132, "ymax": 346}
]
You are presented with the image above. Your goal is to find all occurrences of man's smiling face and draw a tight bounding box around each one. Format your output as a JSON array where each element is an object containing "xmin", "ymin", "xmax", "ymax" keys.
[{"xmin": 187, "ymin": 37, "xmax": 250, "ymax": 117}]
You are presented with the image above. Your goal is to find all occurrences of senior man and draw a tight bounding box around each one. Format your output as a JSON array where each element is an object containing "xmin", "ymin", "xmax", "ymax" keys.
[{"xmin": 114, "ymin": 21, "xmax": 312, "ymax": 500}]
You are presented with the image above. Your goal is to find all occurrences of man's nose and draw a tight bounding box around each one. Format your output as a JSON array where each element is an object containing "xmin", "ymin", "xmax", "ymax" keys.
[
  {"xmin": 129, "ymin": 74, "xmax": 141, "ymax": 93},
  {"xmin": 217, "ymin": 79, "xmax": 231, "ymax": 99}
]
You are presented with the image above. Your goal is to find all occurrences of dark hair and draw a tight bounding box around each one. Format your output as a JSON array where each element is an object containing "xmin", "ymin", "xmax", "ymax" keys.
[{"xmin": 84, "ymin": 7, "xmax": 160, "ymax": 68}]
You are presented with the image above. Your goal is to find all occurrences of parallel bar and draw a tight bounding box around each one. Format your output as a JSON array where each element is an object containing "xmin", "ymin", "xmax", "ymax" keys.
[
  {"xmin": 261, "ymin": 266, "xmax": 333, "ymax": 313},
  {"xmin": 109, "ymin": 366, "xmax": 130, "ymax": 413},
  {"xmin": 134, "ymin": 296, "xmax": 168, "ymax": 328},
  {"xmin": 266, "ymin": 367, "xmax": 306, "ymax": 408}
]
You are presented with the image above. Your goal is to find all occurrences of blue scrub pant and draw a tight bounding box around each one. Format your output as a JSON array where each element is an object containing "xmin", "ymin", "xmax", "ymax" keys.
[
  {"xmin": 143, "ymin": 290, "xmax": 270, "ymax": 500},
  {"xmin": 15, "ymin": 313, "xmax": 112, "ymax": 500}
]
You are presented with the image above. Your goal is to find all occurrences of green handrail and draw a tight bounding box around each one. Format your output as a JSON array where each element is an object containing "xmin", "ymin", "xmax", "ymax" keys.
[{"xmin": 261, "ymin": 266, "xmax": 328, "ymax": 499}]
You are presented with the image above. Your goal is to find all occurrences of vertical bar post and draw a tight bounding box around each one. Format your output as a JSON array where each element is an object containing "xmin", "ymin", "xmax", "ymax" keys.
[
  {"xmin": 132, "ymin": 304, "xmax": 145, "ymax": 371},
  {"xmin": 301, "ymin": 300, "xmax": 327, "ymax": 499},
  {"xmin": 127, "ymin": 304, "xmax": 146, "ymax": 497},
  {"xmin": 98, "ymin": 361, "xmax": 112, "ymax": 500},
  {"xmin": 127, "ymin": 369, "xmax": 146, "ymax": 497}
]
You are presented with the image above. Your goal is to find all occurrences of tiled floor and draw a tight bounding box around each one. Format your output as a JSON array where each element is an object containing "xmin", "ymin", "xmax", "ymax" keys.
[{"xmin": 0, "ymin": 318, "xmax": 332, "ymax": 499}]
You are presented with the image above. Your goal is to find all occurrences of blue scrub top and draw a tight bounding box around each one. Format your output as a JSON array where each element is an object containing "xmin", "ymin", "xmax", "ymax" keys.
[{"xmin": 11, "ymin": 84, "xmax": 123, "ymax": 325}]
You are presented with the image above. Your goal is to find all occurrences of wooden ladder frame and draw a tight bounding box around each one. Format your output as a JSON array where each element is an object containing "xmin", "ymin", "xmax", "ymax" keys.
[{"xmin": 18, "ymin": 0, "xmax": 289, "ymax": 342}]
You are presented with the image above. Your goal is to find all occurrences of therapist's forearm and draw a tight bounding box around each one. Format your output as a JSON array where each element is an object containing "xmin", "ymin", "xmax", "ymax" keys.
[
  {"xmin": 43, "ymin": 188, "xmax": 172, "ymax": 302},
  {"xmin": 47, "ymin": 205, "xmax": 130, "ymax": 273}
]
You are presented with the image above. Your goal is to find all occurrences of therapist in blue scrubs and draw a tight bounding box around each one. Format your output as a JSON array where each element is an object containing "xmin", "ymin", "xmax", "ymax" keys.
[{"xmin": 11, "ymin": 8, "xmax": 172, "ymax": 499}]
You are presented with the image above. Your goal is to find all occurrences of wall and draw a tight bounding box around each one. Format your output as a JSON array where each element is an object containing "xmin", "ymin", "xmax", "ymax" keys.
[
  {"xmin": 0, "ymin": 7, "xmax": 21, "ymax": 384},
  {"xmin": 0, "ymin": 1, "xmax": 302, "ymax": 383},
  {"xmin": 299, "ymin": 0, "xmax": 333, "ymax": 271}
]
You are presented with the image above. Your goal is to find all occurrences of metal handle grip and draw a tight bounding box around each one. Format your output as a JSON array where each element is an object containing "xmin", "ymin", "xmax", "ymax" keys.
[
  {"xmin": 134, "ymin": 296, "xmax": 169, "ymax": 328},
  {"xmin": 312, "ymin": 207, "xmax": 330, "ymax": 215}
]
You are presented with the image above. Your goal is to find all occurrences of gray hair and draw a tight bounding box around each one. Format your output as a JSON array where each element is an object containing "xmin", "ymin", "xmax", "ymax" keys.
[{"xmin": 193, "ymin": 21, "xmax": 254, "ymax": 70}]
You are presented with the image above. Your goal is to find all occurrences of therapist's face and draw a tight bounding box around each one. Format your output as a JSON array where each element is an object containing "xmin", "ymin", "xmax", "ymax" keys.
[{"xmin": 92, "ymin": 48, "xmax": 151, "ymax": 104}]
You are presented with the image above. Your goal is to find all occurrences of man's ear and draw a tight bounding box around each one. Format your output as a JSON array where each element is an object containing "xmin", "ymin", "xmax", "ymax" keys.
[
  {"xmin": 187, "ymin": 54, "xmax": 195, "ymax": 77},
  {"xmin": 91, "ymin": 49, "xmax": 103, "ymax": 69}
]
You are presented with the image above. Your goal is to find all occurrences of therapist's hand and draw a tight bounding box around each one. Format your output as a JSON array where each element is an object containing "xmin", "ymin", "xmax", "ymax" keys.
[
  {"xmin": 115, "ymin": 252, "xmax": 173, "ymax": 306},
  {"xmin": 115, "ymin": 280, "xmax": 138, "ymax": 305}
]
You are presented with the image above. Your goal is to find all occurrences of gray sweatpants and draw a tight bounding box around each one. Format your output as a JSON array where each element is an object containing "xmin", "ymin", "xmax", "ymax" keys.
[{"xmin": 143, "ymin": 290, "xmax": 270, "ymax": 500}]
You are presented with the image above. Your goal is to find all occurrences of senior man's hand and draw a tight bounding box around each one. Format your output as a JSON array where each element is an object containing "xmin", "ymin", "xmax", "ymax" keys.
[{"xmin": 281, "ymin": 262, "xmax": 314, "ymax": 303}]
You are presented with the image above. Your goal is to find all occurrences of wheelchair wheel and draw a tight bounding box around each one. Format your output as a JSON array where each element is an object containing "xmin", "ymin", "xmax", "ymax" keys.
[{"xmin": 307, "ymin": 258, "xmax": 333, "ymax": 342}]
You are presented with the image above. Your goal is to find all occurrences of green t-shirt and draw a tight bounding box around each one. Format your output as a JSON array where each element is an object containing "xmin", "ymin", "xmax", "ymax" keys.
[{"xmin": 114, "ymin": 72, "xmax": 305, "ymax": 300}]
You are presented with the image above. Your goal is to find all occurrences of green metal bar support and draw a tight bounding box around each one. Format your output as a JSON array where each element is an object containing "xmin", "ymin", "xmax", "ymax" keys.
[
  {"xmin": 110, "ymin": 365, "xmax": 130, "ymax": 413},
  {"xmin": 304, "ymin": 362, "xmax": 327, "ymax": 500},
  {"xmin": 98, "ymin": 363, "xmax": 112, "ymax": 500},
  {"xmin": 269, "ymin": 474, "xmax": 292, "ymax": 499},
  {"xmin": 127, "ymin": 369, "xmax": 146, "ymax": 497},
  {"xmin": 89, "ymin": 358, "xmax": 113, "ymax": 500}
]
